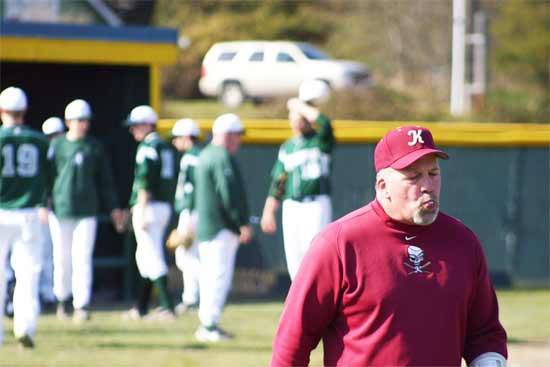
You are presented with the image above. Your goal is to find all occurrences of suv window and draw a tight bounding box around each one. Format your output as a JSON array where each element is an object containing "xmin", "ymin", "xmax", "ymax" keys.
[
  {"xmin": 298, "ymin": 43, "xmax": 330, "ymax": 60},
  {"xmin": 249, "ymin": 51, "xmax": 264, "ymax": 62},
  {"xmin": 276, "ymin": 52, "xmax": 295, "ymax": 63},
  {"xmin": 217, "ymin": 51, "xmax": 237, "ymax": 61}
]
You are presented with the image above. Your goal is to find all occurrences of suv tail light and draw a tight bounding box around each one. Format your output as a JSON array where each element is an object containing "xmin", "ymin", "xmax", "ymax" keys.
[{"xmin": 201, "ymin": 65, "xmax": 206, "ymax": 77}]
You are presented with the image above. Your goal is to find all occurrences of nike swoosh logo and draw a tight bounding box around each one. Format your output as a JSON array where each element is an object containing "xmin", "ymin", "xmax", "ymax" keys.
[{"xmin": 405, "ymin": 236, "xmax": 417, "ymax": 241}]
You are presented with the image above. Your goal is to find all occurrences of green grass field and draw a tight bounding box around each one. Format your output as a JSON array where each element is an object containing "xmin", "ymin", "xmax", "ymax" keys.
[{"xmin": 1, "ymin": 289, "xmax": 548, "ymax": 366}]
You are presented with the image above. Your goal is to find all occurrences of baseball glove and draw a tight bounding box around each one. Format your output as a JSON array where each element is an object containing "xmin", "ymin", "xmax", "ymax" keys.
[{"xmin": 166, "ymin": 229, "xmax": 194, "ymax": 251}]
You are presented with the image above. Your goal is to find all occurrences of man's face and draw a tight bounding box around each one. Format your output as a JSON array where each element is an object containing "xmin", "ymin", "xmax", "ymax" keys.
[
  {"xmin": 130, "ymin": 123, "xmax": 153, "ymax": 141},
  {"xmin": 384, "ymin": 154, "xmax": 442, "ymax": 226},
  {"xmin": 172, "ymin": 136, "xmax": 187, "ymax": 152},
  {"xmin": 288, "ymin": 110, "xmax": 311, "ymax": 136},
  {"xmin": 66, "ymin": 118, "xmax": 90, "ymax": 138},
  {"xmin": 0, "ymin": 110, "xmax": 25, "ymax": 126},
  {"xmin": 225, "ymin": 132, "xmax": 242, "ymax": 154}
]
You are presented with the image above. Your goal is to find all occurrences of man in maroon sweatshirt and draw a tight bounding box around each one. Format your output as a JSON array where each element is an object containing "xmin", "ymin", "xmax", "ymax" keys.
[{"xmin": 271, "ymin": 126, "xmax": 507, "ymax": 367}]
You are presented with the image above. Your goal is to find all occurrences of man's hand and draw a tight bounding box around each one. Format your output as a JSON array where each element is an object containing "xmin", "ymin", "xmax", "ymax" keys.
[
  {"xmin": 261, "ymin": 196, "xmax": 280, "ymax": 234},
  {"xmin": 38, "ymin": 207, "xmax": 49, "ymax": 224},
  {"xmin": 239, "ymin": 224, "xmax": 253, "ymax": 244},
  {"xmin": 287, "ymin": 97, "xmax": 320, "ymax": 122},
  {"xmin": 111, "ymin": 208, "xmax": 128, "ymax": 233},
  {"xmin": 261, "ymin": 212, "xmax": 277, "ymax": 234}
]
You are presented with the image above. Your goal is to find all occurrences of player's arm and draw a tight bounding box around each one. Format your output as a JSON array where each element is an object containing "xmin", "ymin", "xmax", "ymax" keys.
[
  {"xmin": 271, "ymin": 229, "xmax": 341, "ymax": 367},
  {"xmin": 261, "ymin": 158, "xmax": 286, "ymax": 234},
  {"xmin": 214, "ymin": 154, "xmax": 252, "ymax": 243},
  {"xmin": 95, "ymin": 143, "xmax": 125, "ymax": 231},
  {"xmin": 287, "ymin": 98, "xmax": 334, "ymax": 152},
  {"xmin": 463, "ymin": 236, "xmax": 508, "ymax": 365},
  {"xmin": 132, "ymin": 146, "xmax": 157, "ymax": 228}
]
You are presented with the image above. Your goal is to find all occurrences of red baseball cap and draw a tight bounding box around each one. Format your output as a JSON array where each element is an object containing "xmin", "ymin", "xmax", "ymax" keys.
[{"xmin": 374, "ymin": 126, "xmax": 449, "ymax": 172}]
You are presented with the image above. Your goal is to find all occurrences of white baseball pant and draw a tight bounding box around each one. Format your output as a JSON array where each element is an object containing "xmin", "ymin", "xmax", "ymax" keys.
[
  {"xmin": 282, "ymin": 194, "xmax": 332, "ymax": 280},
  {"xmin": 49, "ymin": 214, "xmax": 97, "ymax": 309},
  {"xmin": 198, "ymin": 229, "xmax": 239, "ymax": 327},
  {"xmin": 175, "ymin": 209, "xmax": 200, "ymax": 305},
  {"xmin": 132, "ymin": 201, "xmax": 171, "ymax": 280},
  {"xmin": 0, "ymin": 208, "xmax": 43, "ymax": 343},
  {"xmin": 39, "ymin": 221, "xmax": 55, "ymax": 302}
]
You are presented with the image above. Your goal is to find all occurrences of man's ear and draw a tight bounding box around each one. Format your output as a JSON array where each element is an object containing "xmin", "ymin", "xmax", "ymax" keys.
[{"xmin": 376, "ymin": 174, "xmax": 391, "ymax": 199}]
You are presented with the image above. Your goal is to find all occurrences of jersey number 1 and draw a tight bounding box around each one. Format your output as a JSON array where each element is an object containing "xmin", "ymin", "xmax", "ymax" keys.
[{"xmin": 1, "ymin": 144, "xmax": 39, "ymax": 178}]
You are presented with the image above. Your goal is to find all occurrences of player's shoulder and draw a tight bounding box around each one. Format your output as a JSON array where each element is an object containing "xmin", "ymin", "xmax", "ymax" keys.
[
  {"xmin": 436, "ymin": 211, "xmax": 479, "ymax": 243},
  {"xmin": 315, "ymin": 204, "xmax": 376, "ymax": 243}
]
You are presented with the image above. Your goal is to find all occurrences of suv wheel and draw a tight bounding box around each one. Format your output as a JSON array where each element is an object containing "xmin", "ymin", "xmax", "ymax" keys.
[{"xmin": 220, "ymin": 82, "xmax": 245, "ymax": 108}]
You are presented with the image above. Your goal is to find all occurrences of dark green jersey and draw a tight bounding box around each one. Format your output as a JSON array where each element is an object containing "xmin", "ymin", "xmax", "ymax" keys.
[
  {"xmin": 0, "ymin": 125, "xmax": 50, "ymax": 209},
  {"xmin": 268, "ymin": 113, "xmax": 334, "ymax": 201},
  {"xmin": 174, "ymin": 145, "xmax": 200, "ymax": 214},
  {"xmin": 196, "ymin": 144, "xmax": 249, "ymax": 242},
  {"xmin": 49, "ymin": 134, "xmax": 119, "ymax": 218},
  {"xmin": 129, "ymin": 132, "xmax": 177, "ymax": 206}
]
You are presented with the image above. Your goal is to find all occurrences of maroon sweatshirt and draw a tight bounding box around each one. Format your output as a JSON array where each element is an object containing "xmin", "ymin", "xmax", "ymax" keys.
[{"xmin": 271, "ymin": 199, "xmax": 507, "ymax": 367}]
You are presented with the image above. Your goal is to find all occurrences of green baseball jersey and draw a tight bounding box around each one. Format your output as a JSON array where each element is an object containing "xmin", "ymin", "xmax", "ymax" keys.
[
  {"xmin": 268, "ymin": 113, "xmax": 335, "ymax": 201},
  {"xmin": 174, "ymin": 145, "xmax": 200, "ymax": 214},
  {"xmin": 48, "ymin": 134, "xmax": 119, "ymax": 218},
  {"xmin": 129, "ymin": 132, "xmax": 177, "ymax": 206},
  {"xmin": 0, "ymin": 125, "xmax": 50, "ymax": 209},
  {"xmin": 196, "ymin": 144, "xmax": 250, "ymax": 242}
]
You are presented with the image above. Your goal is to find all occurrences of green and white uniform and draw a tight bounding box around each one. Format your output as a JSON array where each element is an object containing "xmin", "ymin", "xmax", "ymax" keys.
[
  {"xmin": 174, "ymin": 146, "xmax": 200, "ymax": 307},
  {"xmin": 195, "ymin": 144, "xmax": 249, "ymax": 327},
  {"xmin": 130, "ymin": 132, "xmax": 177, "ymax": 280},
  {"xmin": 48, "ymin": 134, "xmax": 119, "ymax": 310},
  {"xmin": 0, "ymin": 125, "xmax": 49, "ymax": 342},
  {"xmin": 268, "ymin": 113, "xmax": 334, "ymax": 280}
]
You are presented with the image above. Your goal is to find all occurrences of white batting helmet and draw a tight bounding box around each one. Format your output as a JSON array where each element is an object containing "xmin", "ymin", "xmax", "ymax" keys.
[
  {"xmin": 42, "ymin": 117, "xmax": 65, "ymax": 135},
  {"xmin": 127, "ymin": 105, "xmax": 158, "ymax": 125},
  {"xmin": 298, "ymin": 80, "xmax": 330, "ymax": 104},
  {"xmin": 0, "ymin": 86, "xmax": 28, "ymax": 111},
  {"xmin": 65, "ymin": 99, "xmax": 92, "ymax": 120},
  {"xmin": 172, "ymin": 118, "xmax": 200, "ymax": 137}
]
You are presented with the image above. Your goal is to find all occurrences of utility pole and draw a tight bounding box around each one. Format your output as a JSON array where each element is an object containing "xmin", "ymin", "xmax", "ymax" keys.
[
  {"xmin": 450, "ymin": 0, "xmax": 466, "ymax": 116},
  {"xmin": 467, "ymin": 11, "xmax": 487, "ymax": 112}
]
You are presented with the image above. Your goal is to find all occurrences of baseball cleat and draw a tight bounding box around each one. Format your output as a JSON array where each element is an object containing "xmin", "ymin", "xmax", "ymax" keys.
[
  {"xmin": 121, "ymin": 307, "xmax": 143, "ymax": 321},
  {"xmin": 194, "ymin": 325, "xmax": 234, "ymax": 342},
  {"xmin": 73, "ymin": 308, "xmax": 91, "ymax": 323},
  {"xmin": 56, "ymin": 301, "xmax": 71, "ymax": 320},
  {"xmin": 174, "ymin": 302, "xmax": 198, "ymax": 316},
  {"xmin": 17, "ymin": 334, "xmax": 34, "ymax": 349},
  {"xmin": 143, "ymin": 307, "xmax": 176, "ymax": 322}
]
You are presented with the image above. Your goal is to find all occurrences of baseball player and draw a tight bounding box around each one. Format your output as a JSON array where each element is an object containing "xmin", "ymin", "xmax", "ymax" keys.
[
  {"xmin": 0, "ymin": 86, "xmax": 50, "ymax": 348},
  {"xmin": 261, "ymin": 80, "xmax": 335, "ymax": 280},
  {"xmin": 194, "ymin": 113, "xmax": 253, "ymax": 342},
  {"xmin": 48, "ymin": 99, "xmax": 123, "ymax": 323},
  {"xmin": 171, "ymin": 118, "xmax": 201, "ymax": 315},
  {"xmin": 270, "ymin": 126, "xmax": 507, "ymax": 366},
  {"xmin": 38, "ymin": 117, "xmax": 65, "ymax": 310},
  {"xmin": 125, "ymin": 105, "xmax": 177, "ymax": 320}
]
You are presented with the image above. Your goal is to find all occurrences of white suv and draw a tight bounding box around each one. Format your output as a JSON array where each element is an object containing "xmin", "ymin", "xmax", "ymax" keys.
[{"xmin": 199, "ymin": 41, "xmax": 370, "ymax": 107}]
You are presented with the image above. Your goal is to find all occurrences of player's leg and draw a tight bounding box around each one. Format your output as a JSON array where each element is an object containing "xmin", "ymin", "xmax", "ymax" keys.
[
  {"xmin": 133, "ymin": 202, "xmax": 173, "ymax": 319},
  {"xmin": 297, "ymin": 195, "xmax": 332, "ymax": 265},
  {"xmin": 38, "ymin": 221, "xmax": 56, "ymax": 309},
  {"xmin": 175, "ymin": 210, "xmax": 200, "ymax": 313},
  {"xmin": 147, "ymin": 203, "xmax": 173, "ymax": 317},
  {"xmin": 281, "ymin": 199, "xmax": 302, "ymax": 280},
  {"xmin": 71, "ymin": 217, "xmax": 97, "ymax": 322},
  {"xmin": 49, "ymin": 214, "xmax": 75, "ymax": 319},
  {"xmin": 10, "ymin": 209, "xmax": 42, "ymax": 348},
  {"xmin": 196, "ymin": 229, "xmax": 238, "ymax": 341},
  {"xmin": 0, "ymin": 214, "xmax": 18, "ymax": 346}
]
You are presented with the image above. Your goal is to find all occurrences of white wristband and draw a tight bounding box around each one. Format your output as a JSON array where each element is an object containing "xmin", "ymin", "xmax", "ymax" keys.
[{"xmin": 470, "ymin": 352, "xmax": 506, "ymax": 367}]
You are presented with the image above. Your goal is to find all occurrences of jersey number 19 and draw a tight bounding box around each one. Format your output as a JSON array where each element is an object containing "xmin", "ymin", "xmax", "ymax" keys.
[{"xmin": 1, "ymin": 144, "xmax": 39, "ymax": 178}]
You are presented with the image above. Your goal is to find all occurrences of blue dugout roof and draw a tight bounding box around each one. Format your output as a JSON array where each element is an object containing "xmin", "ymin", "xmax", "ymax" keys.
[{"xmin": 0, "ymin": 21, "xmax": 178, "ymax": 44}]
